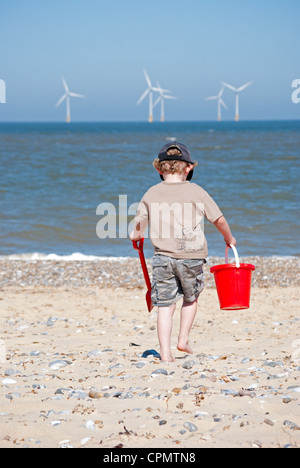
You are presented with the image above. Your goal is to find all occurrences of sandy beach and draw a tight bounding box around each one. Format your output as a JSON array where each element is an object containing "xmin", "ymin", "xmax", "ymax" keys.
[{"xmin": 0, "ymin": 256, "xmax": 299, "ymax": 449}]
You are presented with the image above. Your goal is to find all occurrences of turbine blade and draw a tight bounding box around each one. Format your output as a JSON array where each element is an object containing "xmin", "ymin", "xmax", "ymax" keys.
[
  {"xmin": 143, "ymin": 69, "xmax": 152, "ymax": 88},
  {"xmin": 62, "ymin": 77, "xmax": 69, "ymax": 93},
  {"xmin": 153, "ymin": 96, "xmax": 161, "ymax": 108},
  {"xmin": 220, "ymin": 98, "xmax": 228, "ymax": 109},
  {"xmin": 205, "ymin": 96, "xmax": 218, "ymax": 100},
  {"xmin": 237, "ymin": 81, "xmax": 253, "ymax": 92},
  {"xmin": 164, "ymin": 94, "xmax": 177, "ymax": 100},
  {"xmin": 69, "ymin": 92, "xmax": 85, "ymax": 98},
  {"xmin": 220, "ymin": 81, "xmax": 237, "ymax": 92},
  {"xmin": 136, "ymin": 88, "xmax": 149, "ymax": 105},
  {"xmin": 55, "ymin": 93, "xmax": 67, "ymax": 107},
  {"xmin": 156, "ymin": 82, "xmax": 172, "ymax": 94}
]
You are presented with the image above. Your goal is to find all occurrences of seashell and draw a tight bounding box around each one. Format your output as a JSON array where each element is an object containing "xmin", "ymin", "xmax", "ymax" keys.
[{"xmin": 85, "ymin": 420, "xmax": 95, "ymax": 431}]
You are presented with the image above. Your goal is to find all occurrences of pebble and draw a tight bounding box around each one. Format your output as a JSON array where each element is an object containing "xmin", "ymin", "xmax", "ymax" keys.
[
  {"xmin": 88, "ymin": 389, "xmax": 104, "ymax": 399},
  {"xmin": 221, "ymin": 389, "xmax": 239, "ymax": 396},
  {"xmin": 264, "ymin": 360, "xmax": 284, "ymax": 368},
  {"xmin": 184, "ymin": 422, "xmax": 198, "ymax": 432},
  {"xmin": 2, "ymin": 378, "xmax": 16, "ymax": 385},
  {"xmin": 287, "ymin": 386, "xmax": 300, "ymax": 393},
  {"xmin": 182, "ymin": 360, "xmax": 195, "ymax": 369},
  {"xmin": 69, "ymin": 390, "xmax": 87, "ymax": 399},
  {"xmin": 252, "ymin": 440, "xmax": 262, "ymax": 448},
  {"xmin": 283, "ymin": 420, "xmax": 300, "ymax": 430},
  {"xmin": 135, "ymin": 362, "xmax": 147, "ymax": 368},
  {"xmin": 238, "ymin": 389, "xmax": 256, "ymax": 398},
  {"xmin": 47, "ymin": 317, "xmax": 58, "ymax": 327},
  {"xmin": 264, "ymin": 418, "xmax": 274, "ymax": 426},
  {"xmin": 87, "ymin": 350, "xmax": 103, "ymax": 357},
  {"xmin": 241, "ymin": 357, "xmax": 250, "ymax": 364},
  {"xmin": 283, "ymin": 396, "xmax": 292, "ymax": 404},
  {"xmin": 1, "ymin": 256, "xmax": 298, "ymax": 288},
  {"xmin": 195, "ymin": 411, "xmax": 209, "ymax": 418},
  {"xmin": 4, "ymin": 369, "xmax": 18, "ymax": 376},
  {"xmin": 151, "ymin": 369, "xmax": 168, "ymax": 376},
  {"xmin": 49, "ymin": 360, "xmax": 72, "ymax": 370},
  {"xmin": 60, "ymin": 440, "xmax": 74, "ymax": 448},
  {"xmin": 50, "ymin": 420, "xmax": 62, "ymax": 426},
  {"xmin": 80, "ymin": 437, "xmax": 91, "ymax": 446}
]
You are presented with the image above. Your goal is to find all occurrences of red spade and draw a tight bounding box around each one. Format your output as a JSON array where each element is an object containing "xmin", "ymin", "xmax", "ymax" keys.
[{"xmin": 132, "ymin": 238, "xmax": 154, "ymax": 312}]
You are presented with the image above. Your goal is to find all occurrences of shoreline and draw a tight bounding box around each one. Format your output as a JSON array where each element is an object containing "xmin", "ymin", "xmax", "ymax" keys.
[{"xmin": 0, "ymin": 256, "xmax": 299, "ymax": 289}]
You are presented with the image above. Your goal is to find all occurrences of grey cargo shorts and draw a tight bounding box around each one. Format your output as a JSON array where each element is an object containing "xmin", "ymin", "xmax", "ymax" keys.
[{"xmin": 151, "ymin": 255, "xmax": 205, "ymax": 307}]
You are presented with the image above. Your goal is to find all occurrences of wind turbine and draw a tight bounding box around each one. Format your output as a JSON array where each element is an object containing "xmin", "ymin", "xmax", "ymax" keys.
[
  {"xmin": 205, "ymin": 86, "xmax": 227, "ymax": 121},
  {"xmin": 55, "ymin": 77, "xmax": 85, "ymax": 123},
  {"xmin": 136, "ymin": 69, "xmax": 159, "ymax": 123},
  {"xmin": 153, "ymin": 82, "xmax": 177, "ymax": 122},
  {"xmin": 221, "ymin": 81, "xmax": 253, "ymax": 121}
]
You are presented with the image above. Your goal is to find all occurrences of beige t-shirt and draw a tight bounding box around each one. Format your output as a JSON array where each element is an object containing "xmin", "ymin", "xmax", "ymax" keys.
[{"xmin": 134, "ymin": 181, "xmax": 223, "ymax": 259}]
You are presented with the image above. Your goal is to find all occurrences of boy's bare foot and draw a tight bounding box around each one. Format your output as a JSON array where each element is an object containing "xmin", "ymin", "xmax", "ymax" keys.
[
  {"xmin": 160, "ymin": 353, "xmax": 175, "ymax": 362},
  {"xmin": 177, "ymin": 342, "xmax": 193, "ymax": 354}
]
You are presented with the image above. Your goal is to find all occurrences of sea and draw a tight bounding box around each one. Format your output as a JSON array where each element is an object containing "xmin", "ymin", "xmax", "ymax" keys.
[{"xmin": 0, "ymin": 121, "xmax": 299, "ymax": 260}]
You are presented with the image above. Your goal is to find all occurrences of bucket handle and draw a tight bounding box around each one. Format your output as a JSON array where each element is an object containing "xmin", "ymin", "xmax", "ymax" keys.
[{"xmin": 225, "ymin": 244, "xmax": 240, "ymax": 268}]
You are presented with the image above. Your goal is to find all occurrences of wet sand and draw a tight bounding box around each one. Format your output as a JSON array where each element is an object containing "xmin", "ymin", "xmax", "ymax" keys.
[{"xmin": 0, "ymin": 257, "xmax": 299, "ymax": 448}]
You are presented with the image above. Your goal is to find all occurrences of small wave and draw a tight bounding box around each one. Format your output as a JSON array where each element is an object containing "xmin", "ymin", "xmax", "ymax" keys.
[
  {"xmin": 165, "ymin": 136, "xmax": 177, "ymax": 141},
  {"xmin": 0, "ymin": 252, "xmax": 131, "ymax": 261}
]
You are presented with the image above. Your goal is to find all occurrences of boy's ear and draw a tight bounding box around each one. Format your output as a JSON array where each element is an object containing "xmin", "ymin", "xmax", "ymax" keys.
[{"xmin": 185, "ymin": 164, "xmax": 193, "ymax": 175}]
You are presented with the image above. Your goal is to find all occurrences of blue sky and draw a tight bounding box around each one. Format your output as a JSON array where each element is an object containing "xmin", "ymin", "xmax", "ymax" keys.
[{"xmin": 0, "ymin": 0, "xmax": 299, "ymax": 121}]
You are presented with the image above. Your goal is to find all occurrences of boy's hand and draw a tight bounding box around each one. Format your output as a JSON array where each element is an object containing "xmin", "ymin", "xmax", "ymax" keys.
[
  {"xmin": 129, "ymin": 231, "xmax": 142, "ymax": 242},
  {"xmin": 224, "ymin": 236, "xmax": 237, "ymax": 247}
]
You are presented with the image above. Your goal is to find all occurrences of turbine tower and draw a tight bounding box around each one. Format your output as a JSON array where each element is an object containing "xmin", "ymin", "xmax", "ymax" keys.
[
  {"xmin": 55, "ymin": 77, "xmax": 85, "ymax": 123},
  {"xmin": 205, "ymin": 86, "xmax": 227, "ymax": 121},
  {"xmin": 153, "ymin": 82, "xmax": 177, "ymax": 122},
  {"xmin": 221, "ymin": 81, "xmax": 253, "ymax": 121},
  {"xmin": 136, "ymin": 69, "xmax": 158, "ymax": 123},
  {"xmin": 0, "ymin": 79, "xmax": 6, "ymax": 103}
]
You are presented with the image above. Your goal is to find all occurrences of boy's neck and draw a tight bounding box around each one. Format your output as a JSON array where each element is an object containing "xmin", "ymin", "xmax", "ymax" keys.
[{"xmin": 162, "ymin": 173, "xmax": 188, "ymax": 183}]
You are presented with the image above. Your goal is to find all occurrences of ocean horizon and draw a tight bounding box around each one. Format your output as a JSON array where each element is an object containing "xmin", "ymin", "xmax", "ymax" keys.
[{"xmin": 0, "ymin": 120, "xmax": 299, "ymax": 259}]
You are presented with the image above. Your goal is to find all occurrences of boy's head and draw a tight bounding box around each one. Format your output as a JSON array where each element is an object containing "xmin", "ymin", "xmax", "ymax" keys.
[{"xmin": 153, "ymin": 142, "xmax": 197, "ymax": 181}]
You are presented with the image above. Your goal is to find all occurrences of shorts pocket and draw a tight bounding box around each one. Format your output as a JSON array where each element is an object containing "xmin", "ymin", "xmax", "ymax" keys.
[
  {"xmin": 181, "ymin": 259, "xmax": 204, "ymax": 268},
  {"xmin": 152, "ymin": 255, "xmax": 170, "ymax": 267}
]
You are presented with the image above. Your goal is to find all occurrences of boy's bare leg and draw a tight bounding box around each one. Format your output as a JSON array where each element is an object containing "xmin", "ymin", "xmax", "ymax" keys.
[
  {"xmin": 177, "ymin": 299, "xmax": 198, "ymax": 354},
  {"xmin": 157, "ymin": 304, "xmax": 176, "ymax": 362}
]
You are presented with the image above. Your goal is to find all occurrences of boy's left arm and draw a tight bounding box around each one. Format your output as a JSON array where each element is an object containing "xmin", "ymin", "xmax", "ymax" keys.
[{"xmin": 213, "ymin": 215, "xmax": 236, "ymax": 247}]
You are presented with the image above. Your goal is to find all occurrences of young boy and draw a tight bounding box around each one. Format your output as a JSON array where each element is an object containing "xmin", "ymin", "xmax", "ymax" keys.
[{"xmin": 130, "ymin": 142, "xmax": 236, "ymax": 362}]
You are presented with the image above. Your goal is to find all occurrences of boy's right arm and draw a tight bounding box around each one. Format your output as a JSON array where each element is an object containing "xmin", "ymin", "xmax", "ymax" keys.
[
  {"xmin": 129, "ymin": 197, "xmax": 149, "ymax": 242},
  {"xmin": 129, "ymin": 219, "xmax": 148, "ymax": 242},
  {"xmin": 213, "ymin": 215, "xmax": 236, "ymax": 247}
]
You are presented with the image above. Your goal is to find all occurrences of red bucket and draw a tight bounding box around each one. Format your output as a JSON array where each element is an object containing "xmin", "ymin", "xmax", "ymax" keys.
[{"xmin": 210, "ymin": 245, "xmax": 255, "ymax": 310}]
